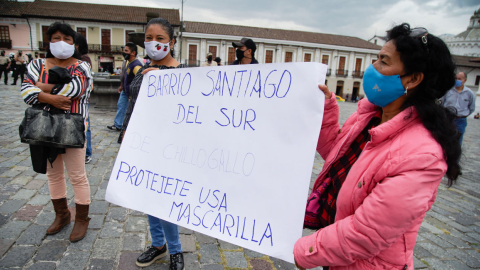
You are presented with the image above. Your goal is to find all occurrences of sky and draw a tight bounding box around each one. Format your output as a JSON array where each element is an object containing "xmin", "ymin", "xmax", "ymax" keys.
[{"xmin": 27, "ymin": 0, "xmax": 480, "ymax": 40}]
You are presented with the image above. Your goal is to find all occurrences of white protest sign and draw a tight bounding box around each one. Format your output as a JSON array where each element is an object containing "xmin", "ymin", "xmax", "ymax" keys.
[{"xmin": 106, "ymin": 62, "xmax": 326, "ymax": 263}]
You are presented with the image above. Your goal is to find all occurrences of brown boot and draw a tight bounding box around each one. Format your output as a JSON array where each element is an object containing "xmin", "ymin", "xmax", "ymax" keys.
[
  {"xmin": 69, "ymin": 203, "xmax": 91, "ymax": 242},
  {"xmin": 46, "ymin": 198, "xmax": 71, "ymax": 235}
]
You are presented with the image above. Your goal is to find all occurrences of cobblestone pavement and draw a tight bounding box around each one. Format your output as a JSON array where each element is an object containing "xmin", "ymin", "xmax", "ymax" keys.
[{"xmin": 0, "ymin": 81, "xmax": 479, "ymax": 270}]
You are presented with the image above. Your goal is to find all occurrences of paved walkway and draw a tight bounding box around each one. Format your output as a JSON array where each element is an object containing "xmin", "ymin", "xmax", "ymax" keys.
[{"xmin": 0, "ymin": 82, "xmax": 479, "ymax": 270}]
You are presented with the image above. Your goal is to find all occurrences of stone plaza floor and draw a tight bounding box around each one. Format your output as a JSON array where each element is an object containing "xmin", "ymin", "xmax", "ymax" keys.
[{"xmin": 0, "ymin": 82, "xmax": 479, "ymax": 270}]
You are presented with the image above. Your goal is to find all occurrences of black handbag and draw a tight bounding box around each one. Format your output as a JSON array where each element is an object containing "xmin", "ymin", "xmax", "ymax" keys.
[
  {"xmin": 19, "ymin": 104, "xmax": 85, "ymax": 148},
  {"xmin": 19, "ymin": 66, "xmax": 85, "ymax": 148}
]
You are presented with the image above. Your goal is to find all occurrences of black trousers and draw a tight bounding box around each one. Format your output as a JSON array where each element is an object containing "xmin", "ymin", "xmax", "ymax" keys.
[
  {"xmin": 13, "ymin": 64, "xmax": 25, "ymax": 84},
  {"xmin": 0, "ymin": 65, "xmax": 7, "ymax": 84}
]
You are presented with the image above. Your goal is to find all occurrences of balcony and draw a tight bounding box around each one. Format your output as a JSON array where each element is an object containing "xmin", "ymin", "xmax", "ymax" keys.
[
  {"xmin": 38, "ymin": 41, "xmax": 123, "ymax": 54},
  {"xmin": 88, "ymin": 44, "xmax": 123, "ymax": 54},
  {"xmin": 183, "ymin": 60, "xmax": 231, "ymax": 67},
  {"xmin": 184, "ymin": 59, "xmax": 201, "ymax": 67},
  {"xmin": 336, "ymin": 69, "xmax": 348, "ymax": 77},
  {"xmin": 352, "ymin": 71, "xmax": 364, "ymax": 78},
  {"xmin": 0, "ymin": 40, "xmax": 12, "ymax": 49},
  {"xmin": 326, "ymin": 69, "xmax": 331, "ymax": 76}
]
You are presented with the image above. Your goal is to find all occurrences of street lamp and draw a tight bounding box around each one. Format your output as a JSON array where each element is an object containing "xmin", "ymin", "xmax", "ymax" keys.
[{"xmin": 179, "ymin": 0, "xmax": 186, "ymax": 63}]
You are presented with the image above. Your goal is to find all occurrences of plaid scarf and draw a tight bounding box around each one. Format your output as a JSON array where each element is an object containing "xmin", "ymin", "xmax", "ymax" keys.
[{"xmin": 305, "ymin": 111, "xmax": 381, "ymax": 229}]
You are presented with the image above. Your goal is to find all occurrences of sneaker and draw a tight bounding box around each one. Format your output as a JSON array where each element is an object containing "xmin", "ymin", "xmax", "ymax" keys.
[
  {"xmin": 136, "ymin": 245, "xmax": 167, "ymax": 267},
  {"xmin": 85, "ymin": 156, "xmax": 92, "ymax": 164},
  {"xmin": 169, "ymin": 253, "xmax": 184, "ymax": 270},
  {"xmin": 107, "ymin": 124, "xmax": 121, "ymax": 131}
]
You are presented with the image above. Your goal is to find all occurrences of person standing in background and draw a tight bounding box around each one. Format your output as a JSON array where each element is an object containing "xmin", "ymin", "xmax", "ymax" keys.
[
  {"xmin": 201, "ymin": 52, "xmax": 217, "ymax": 67},
  {"xmin": 106, "ymin": 42, "xmax": 142, "ymax": 138},
  {"xmin": 232, "ymin": 38, "xmax": 258, "ymax": 65},
  {"xmin": 0, "ymin": 50, "xmax": 10, "ymax": 85},
  {"xmin": 76, "ymin": 33, "xmax": 93, "ymax": 164},
  {"xmin": 26, "ymin": 53, "xmax": 34, "ymax": 65},
  {"xmin": 9, "ymin": 53, "xmax": 16, "ymax": 84},
  {"xmin": 12, "ymin": 50, "xmax": 27, "ymax": 85},
  {"xmin": 440, "ymin": 71, "xmax": 476, "ymax": 147},
  {"xmin": 214, "ymin": 57, "xmax": 222, "ymax": 66}
]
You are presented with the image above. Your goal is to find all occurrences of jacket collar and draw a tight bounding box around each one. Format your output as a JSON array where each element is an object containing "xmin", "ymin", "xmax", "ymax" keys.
[{"xmin": 357, "ymin": 99, "xmax": 420, "ymax": 145}]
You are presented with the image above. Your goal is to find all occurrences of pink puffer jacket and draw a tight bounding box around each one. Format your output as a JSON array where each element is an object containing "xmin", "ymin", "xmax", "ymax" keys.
[{"xmin": 294, "ymin": 94, "xmax": 447, "ymax": 270}]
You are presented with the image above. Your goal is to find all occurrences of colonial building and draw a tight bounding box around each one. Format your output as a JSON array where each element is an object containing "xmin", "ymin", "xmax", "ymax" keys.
[
  {"xmin": 1, "ymin": 0, "xmax": 384, "ymax": 100},
  {"xmin": 0, "ymin": 1, "xmax": 35, "ymax": 54},
  {"xmin": 442, "ymin": 8, "xmax": 480, "ymax": 57},
  {"xmin": 180, "ymin": 21, "xmax": 381, "ymax": 100},
  {"xmin": 0, "ymin": 0, "xmax": 179, "ymax": 73},
  {"xmin": 367, "ymin": 35, "xmax": 387, "ymax": 47}
]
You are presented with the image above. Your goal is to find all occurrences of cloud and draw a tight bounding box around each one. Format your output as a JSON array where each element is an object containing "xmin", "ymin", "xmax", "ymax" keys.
[
  {"xmin": 365, "ymin": 0, "xmax": 474, "ymax": 38},
  {"xmin": 31, "ymin": 0, "xmax": 478, "ymax": 40},
  {"xmin": 182, "ymin": 5, "xmax": 321, "ymax": 33}
]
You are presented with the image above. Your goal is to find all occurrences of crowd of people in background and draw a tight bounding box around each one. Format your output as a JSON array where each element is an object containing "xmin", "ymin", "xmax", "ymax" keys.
[{"xmin": 0, "ymin": 49, "xmax": 34, "ymax": 86}]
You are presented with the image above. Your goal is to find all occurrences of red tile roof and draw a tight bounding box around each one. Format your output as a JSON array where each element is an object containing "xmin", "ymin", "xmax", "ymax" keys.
[
  {"xmin": 14, "ymin": 0, "xmax": 180, "ymax": 25},
  {"xmin": 453, "ymin": 55, "xmax": 480, "ymax": 68},
  {"xmin": 0, "ymin": 1, "xmax": 33, "ymax": 17},
  {"xmin": 184, "ymin": 21, "xmax": 382, "ymax": 50}
]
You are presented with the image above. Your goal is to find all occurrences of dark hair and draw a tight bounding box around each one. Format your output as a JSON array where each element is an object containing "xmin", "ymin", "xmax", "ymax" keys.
[
  {"xmin": 146, "ymin": 17, "xmax": 175, "ymax": 57},
  {"xmin": 45, "ymin": 22, "xmax": 81, "ymax": 59},
  {"xmin": 75, "ymin": 32, "xmax": 88, "ymax": 55},
  {"xmin": 214, "ymin": 57, "xmax": 221, "ymax": 63},
  {"xmin": 125, "ymin": 42, "xmax": 138, "ymax": 57},
  {"xmin": 387, "ymin": 23, "xmax": 461, "ymax": 185}
]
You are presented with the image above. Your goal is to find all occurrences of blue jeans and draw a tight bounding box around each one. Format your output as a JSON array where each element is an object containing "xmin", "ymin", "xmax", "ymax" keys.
[
  {"xmin": 148, "ymin": 215, "xmax": 182, "ymax": 254},
  {"xmin": 454, "ymin": 118, "xmax": 467, "ymax": 147},
  {"xmin": 86, "ymin": 114, "xmax": 92, "ymax": 157},
  {"xmin": 114, "ymin": 91, "xmax": 129, "ymax": 129}
]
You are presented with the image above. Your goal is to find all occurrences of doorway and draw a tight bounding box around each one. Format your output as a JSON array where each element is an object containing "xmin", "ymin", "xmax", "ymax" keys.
[
  {"xmin": 352, "ymin": 82, "xmax": 360, "ymax": 102},
  {"xmin": 335, "ymin": 80, "xmax": 344, "ymax": 96},
  {"xmin": 99, "ymin": 62, "xmax": 113, "ymax": 74},
  {"xmin": 99, "ymin": 56, "xmax": 114, "ymax": 73}
]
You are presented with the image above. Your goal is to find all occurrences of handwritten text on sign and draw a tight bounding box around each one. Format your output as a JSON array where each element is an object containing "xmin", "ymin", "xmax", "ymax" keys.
[{"xmin": 106, "ymin": 62, "xmax": 326, "ymax": 263}]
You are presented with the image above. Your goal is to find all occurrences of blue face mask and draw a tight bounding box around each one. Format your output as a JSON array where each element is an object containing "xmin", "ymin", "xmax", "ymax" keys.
[
  {"xmin": 455, "ymin": 80, "xmax": 462, "ymax": 88},
  {"xmin": 362, "ymin": 64, "xmax": 406, "ymax": 108}
]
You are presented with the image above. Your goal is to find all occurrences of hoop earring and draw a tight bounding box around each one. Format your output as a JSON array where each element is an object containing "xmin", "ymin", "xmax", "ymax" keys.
[{"xmin": 405, "ymin": 86, "xmax": 408, "ymax": 95}]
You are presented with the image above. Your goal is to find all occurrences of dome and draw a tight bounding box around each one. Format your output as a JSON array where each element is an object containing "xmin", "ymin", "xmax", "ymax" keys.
[{"xmin": 471, "ymin": 8, "xmax": 480, "ymax": 19}]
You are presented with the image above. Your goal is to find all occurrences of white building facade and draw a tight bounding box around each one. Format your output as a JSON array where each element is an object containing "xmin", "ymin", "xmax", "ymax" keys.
[
  {"xmin": 179, "ymin": 22, "xmax": 381, "ymax": 101},
  {"xmin": 442, "ymin": 8, "xmax": 480, "ymax": 57}
]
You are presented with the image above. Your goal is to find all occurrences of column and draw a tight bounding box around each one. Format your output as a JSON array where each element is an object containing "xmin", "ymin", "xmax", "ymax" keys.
[
  {"xmin": 30, "ymin": 22, "xmax": 37, "ymax": 51},
  {"xmin": 296, "ymin": 46, "xmax": 303, "ymax": 62},
  {"xmin": 365, "ymin": 54, "xmax": 372, "ymax": 70},
  {"xmin": 200, "ymin": 39, "xmax": 206, "ymax": 65},
  {"xmin": 331, "ymin": 50, "xmax": 338, "ymax": 78},
  {"xmin": 347, "ymin": 51, "xmax": 355, "ymax": 78},
  {"xmin": 276, "ymin": 45, "xmax": 282, "ymax": 63},
  {"xmin": 257, "ymin": 43, "xmax": 264, "ymax": 63},
  {"xmin": 220, "ymin": 40, "xmax": 226, "ymax": 62},
  {"xmin": 315, "ymin": 48, "xmax": 321, "ymax": 63}
]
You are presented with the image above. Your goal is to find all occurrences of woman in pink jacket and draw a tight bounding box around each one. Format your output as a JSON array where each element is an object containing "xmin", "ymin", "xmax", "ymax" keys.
[{"xmin": 294, "ymin": 23, "xmax": 461, "ymax": 269}]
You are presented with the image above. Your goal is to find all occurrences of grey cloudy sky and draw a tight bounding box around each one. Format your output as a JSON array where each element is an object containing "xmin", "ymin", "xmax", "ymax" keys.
[{"xmin": 43, "ymin": 0, "xmax": 479, "ymax": 40}]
